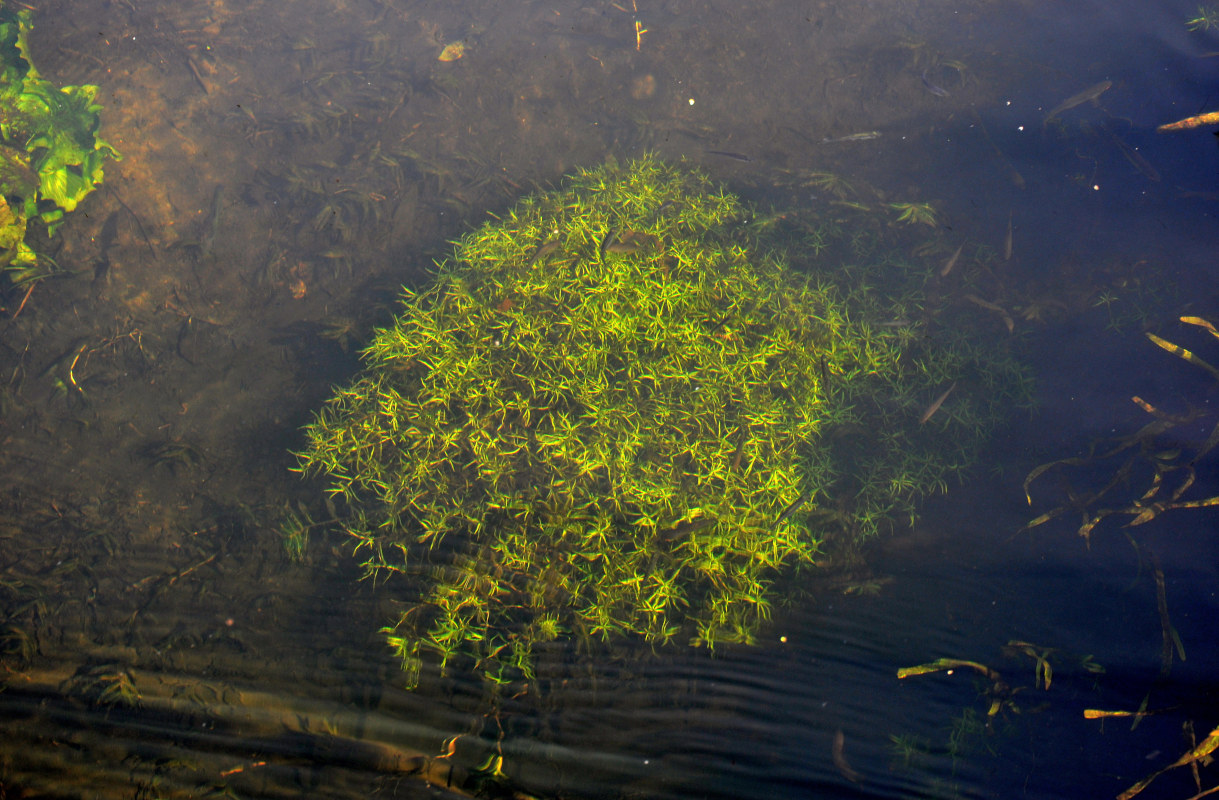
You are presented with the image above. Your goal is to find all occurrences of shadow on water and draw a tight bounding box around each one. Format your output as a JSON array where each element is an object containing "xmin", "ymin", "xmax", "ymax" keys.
[{"xmin": 3, "ymin": 0, "xmax": 1219, "ymax": 796}]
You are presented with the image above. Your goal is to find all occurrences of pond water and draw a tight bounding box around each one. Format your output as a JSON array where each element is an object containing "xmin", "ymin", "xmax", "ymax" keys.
[{"xmin": 2, "ymin": 0, "xmax": 1219, "ymax": 798}]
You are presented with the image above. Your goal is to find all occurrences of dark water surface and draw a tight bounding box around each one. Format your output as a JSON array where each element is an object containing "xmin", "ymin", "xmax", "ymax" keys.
[{"xmin": 3, "ymin": 0, "xmax": 1219, "ymax": 797}]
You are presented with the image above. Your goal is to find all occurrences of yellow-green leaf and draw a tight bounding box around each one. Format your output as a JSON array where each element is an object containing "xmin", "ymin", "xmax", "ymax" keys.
[
  {"xmin": 438, "ymin": 41, "xmax": 465, "ymax": 61},
  {"xmin": 1146, "ymin": 332, "xmax": 1219, "ymax": 381}
]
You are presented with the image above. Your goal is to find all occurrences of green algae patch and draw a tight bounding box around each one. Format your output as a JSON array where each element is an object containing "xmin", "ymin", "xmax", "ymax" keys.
[
  {"xmin": 0, "ymin": 1, "xmax": 120, "ymax": 283},
  {"xmin": 296, "ymin": 155, "xmax": 1028, "ymax": 687}
]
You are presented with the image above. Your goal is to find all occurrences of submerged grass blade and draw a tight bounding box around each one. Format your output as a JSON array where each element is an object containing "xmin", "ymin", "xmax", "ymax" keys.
[
  {"xmin": 1117, "ymin": 725, "xmax": 1219, "ymax": 800},
  {"xmin": 1146, "ymin": 332, "xmax": 1219, "ymax": 382},
  {"xmin": 897, "ymin": 657, "xmax": 1000, "ymax": 682}
]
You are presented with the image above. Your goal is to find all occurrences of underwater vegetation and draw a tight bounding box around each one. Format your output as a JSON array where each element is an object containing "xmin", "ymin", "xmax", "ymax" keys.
[
  {"xmin": 1186, "ymin": 5, "xmax": 1219, "ymax": 31},
  {"xmin": 296, "ymin": 155, "xmax": 1030, "ymax": 688},
  {"xmin": 1025, "ymin": 316, "xmax": 1219, "ymax": 540},
  {"xmin": 0, "ymin": 1, "xmax": 120, "ymax": 293},
  {"xmin": 894, "ymin": 643, "xmax": 1104, "ymax": 767},
  {"xmin": 1021, "ymin": 317, "xmax": 1219, "ymax": 800}
]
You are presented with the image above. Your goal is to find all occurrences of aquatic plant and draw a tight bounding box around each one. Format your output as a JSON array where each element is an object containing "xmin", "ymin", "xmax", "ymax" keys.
[
  {"xmin": 1187, "ymin": 5, "xmax": 1219, "ymax": 31},
  {"xmin": 1025, "ymin": 316, "xmax": 1219, "ymax": 540},
  {"xmin": 68, "ymin": 664, "xmax": 141, "ymax": 709},
  {"xmin": 297, "ymin": 155, "xmax": 1028, "ymax": 688},
  {"xmin": 894, "ymin": 643, "xmax": 1105, "ymax": 792},
  {"xmin": 889, "ymin": 201, "xmax": 938, "ymax": 226},
  {"xmin": 0, "ymin": 1, "xmax": 120, "ymax": 286}
]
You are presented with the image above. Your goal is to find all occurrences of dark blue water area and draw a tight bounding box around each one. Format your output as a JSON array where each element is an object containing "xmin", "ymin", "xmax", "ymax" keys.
[{"xmin": 835, "ymin": 0, "xmax": 1219, "ymax": 299}]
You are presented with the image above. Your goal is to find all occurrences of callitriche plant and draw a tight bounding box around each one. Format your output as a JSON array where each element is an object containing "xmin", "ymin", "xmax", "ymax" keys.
[{"xmin": 296, "ymin": 155, "xmax": 1029, "ymax": 688}]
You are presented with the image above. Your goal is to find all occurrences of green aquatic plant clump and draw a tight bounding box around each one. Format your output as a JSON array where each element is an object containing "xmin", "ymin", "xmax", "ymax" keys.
[
  {"xmin": 0, "ymin": 1, "xmax": 120, "ymax": 276},
  {"xmin": 297, "ymin": 155, "xmax": 1027, "ymax": 687}
]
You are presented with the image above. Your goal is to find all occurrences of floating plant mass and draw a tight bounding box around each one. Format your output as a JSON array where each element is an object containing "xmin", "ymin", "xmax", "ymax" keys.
[{"xmin": 296, "ymin": 155, "xmax": 1030, "ymax": 688}]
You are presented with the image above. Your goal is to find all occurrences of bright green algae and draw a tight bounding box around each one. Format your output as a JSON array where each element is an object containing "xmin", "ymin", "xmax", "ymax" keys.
[
  {"xmin": 0, "ymin": 1, "xmax": 120, "ymax": 277},
  {"xmin": 297, "ymin": 155, "xmax": 1029, "ymax": 687}
]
